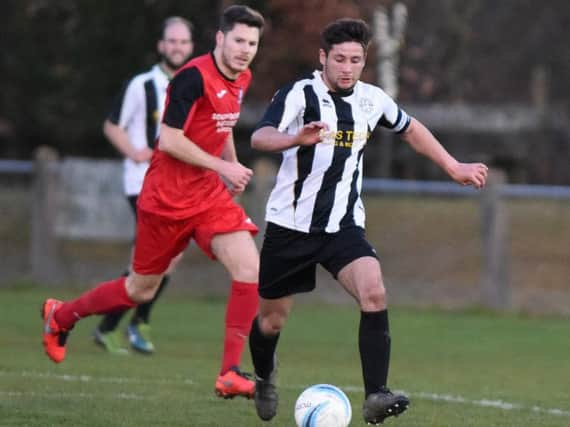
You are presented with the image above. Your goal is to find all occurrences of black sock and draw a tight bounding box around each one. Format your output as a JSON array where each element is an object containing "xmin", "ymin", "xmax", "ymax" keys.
[
  {"xmin": 98, "ymin": 270, "xmax": 130, "ymax": 332},
  {"xmin": 249, "ymin": 316, "xmax": 280, "ymax": 380},
  {"xmin": 359, "ymin": 309, "xmax": 391, "ymax": 397},
  {"xmin": 98, "ymin": 310, "xmax": 128, "ymax": 333},
  {"xmin": 131, "ymin": 275, "xmax": 170, "ymax": 325}
]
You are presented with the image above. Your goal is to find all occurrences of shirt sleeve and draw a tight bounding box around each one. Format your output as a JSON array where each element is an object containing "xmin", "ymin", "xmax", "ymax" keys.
[
  {"xmin": 254, "ymin": 82, "xmax": 304, "ymax": 132},
  {"xmin": 163, "ymin": 67, "xmax": 204, "ymax": 129},
  {"xmin": 376, "ymin": 93, "xmax": 411, "ymax": 134},
  {"xmin": 107, "ymin": 77, "xmax": 143, "ymax": 129}
]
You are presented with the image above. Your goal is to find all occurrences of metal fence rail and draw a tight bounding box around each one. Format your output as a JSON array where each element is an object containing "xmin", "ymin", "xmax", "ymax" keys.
[
  {"xmin": 0, "ymin": 159, "xmax": 34, "ymax": 174},
  {"xmin": 2, "ymin": 159, "xmax": 570, "ymax": 200},
  {"xmin": 498, "ymin": 183, "xmax": 570, "ymax": 199},
  {"xmin": 362, "ymin": 178, "xmax": 570, "ymax": 200}
]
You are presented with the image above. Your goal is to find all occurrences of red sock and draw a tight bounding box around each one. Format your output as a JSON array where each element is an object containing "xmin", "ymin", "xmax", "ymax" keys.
[
  {"xmin": 220, "ymin": 281, "xmax": 259, "ymax": 375},
  {"xmin": 54, "ymin": 276, "xmax": 136, "ymax": 330}
]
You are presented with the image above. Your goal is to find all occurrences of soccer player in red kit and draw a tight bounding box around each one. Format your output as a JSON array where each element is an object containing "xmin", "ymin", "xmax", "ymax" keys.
[{"xmin": 41, "ymin": 5, "xmax": 265, "ymax": 399}]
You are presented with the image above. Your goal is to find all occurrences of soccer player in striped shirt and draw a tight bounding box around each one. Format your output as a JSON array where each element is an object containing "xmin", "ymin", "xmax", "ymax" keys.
[
  {"xmin": 42, "ymin": 5, "xmax": 265, "ymax": 400},
  {"xmin": 248, "ymin": 18, "xmax": 488, "ymax": 424}
]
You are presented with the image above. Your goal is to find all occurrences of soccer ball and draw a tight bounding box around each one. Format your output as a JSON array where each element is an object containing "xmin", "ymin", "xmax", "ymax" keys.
[{"xmin": 294, "ymin": 384, "xmax": 352, "ymax": 427}]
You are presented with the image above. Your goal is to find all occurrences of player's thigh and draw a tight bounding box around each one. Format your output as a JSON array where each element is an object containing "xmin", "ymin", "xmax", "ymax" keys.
[
  {"xmin": 318, "ymin": 227, "xmax": 383, "ymax": 303},
  {"xmin": 132, "ymin": 209, "xmax": 191, "ymax": 275},
  {"xmin": 337, "ymin": 256, "xmax": 383, "ymax": 295},
  {"xmin": 337, "ymin": 257, "xmax": 386, "ymax": 309},
  {"xmin": 211, "ymin": 231, "xmax": 259, "ymax": 282},
  {"xmin": 320, "ymin": 227, "xmax": 378, "ymax": 283},
  {"xmin": 165, "ymin": 252, "xmax": 184, "ymax": 274},
  {"xmin": 193, "ymin": 195, "xmax": 258, "ymax": 261}
]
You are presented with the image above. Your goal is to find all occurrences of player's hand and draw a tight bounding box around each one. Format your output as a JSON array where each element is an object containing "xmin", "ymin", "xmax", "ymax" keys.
[
  {"xmin": 294, "ymin": 121, "xmax": 329, "ymax": 146},
  {"xmin": 228, "ymin": 185, "xmax": 245, "ymax": 197},
  {"xmin": 449, "ymin": 162, "xmax": 488, "ymax": 189},
  {"xmin": 219, "ymin": 160, "xmax": 253, "ymax": 192},
  {"xmin": 132, "ymin": 147, "xmax": 154, "ymax": 163}
]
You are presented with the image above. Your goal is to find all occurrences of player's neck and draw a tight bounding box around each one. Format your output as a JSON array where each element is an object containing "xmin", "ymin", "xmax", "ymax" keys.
[
  {"xmin": 212, "ymin": 49, "xmax": 239, "ymax": 81},
  {"xmin": 158, "ymin": 62, "xmax": 176, "ymax": 79}
]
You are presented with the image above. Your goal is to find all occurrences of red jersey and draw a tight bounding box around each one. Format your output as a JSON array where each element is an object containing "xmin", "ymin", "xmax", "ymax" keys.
[{"xmin": 138, "ymin": 53, "xmax": 252, "ymax": 219}]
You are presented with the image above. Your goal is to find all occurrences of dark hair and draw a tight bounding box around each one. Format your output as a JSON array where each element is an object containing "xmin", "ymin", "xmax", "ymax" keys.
[
  {"xmin": 320, "ymin": 18, "xmax": 371, "ymax": 54},
  {"xmin": 219, "ymin": 5, "xmax": 265, "ymax": 34},
  {"xmin": 161, "ymin": 16, "xmax": 193, "ymax": 40}
]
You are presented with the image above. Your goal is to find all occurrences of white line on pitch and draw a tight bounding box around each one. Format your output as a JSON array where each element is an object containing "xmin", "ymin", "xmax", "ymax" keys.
[
  {"xmin": 0, "ymin": 370, "xmax": 195, "ymax": 385},
  {"xmin": 3, "ymin": 370, "xmax": 569, "ymax": 417},
  {"xmin": 0, "ymin": 390, "xmax": 149, "ymax": 400},
  {"xmin": 409, "ymin": 391, "xmax": 570, "ymax": 417},
  {"xmin": 335, "ymin": 386, "xmax": 570, "ymax": 417}
]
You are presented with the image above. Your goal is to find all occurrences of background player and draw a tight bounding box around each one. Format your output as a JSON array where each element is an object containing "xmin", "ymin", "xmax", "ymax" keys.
[{"xmin": 96, "ymin": 16, "xmax": 194, "ymax": 355}]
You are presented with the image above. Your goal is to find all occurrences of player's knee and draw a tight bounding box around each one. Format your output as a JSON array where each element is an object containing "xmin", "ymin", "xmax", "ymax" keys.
[
  {"xmin": 358, "ymin": 284, "xmax": 387, "ymax": 311},
  {"xmin": 126, "ymin": 278, "xmax": 161, "ymax": 303},
  {"xmin": 128, "ymin": 287, "xmax": 155, "ymax": 304},
  {"xmin": 138, "ymin": 287, "xmax": 158, "ymax": 303},
  {"xmin": 259, "ymin": 313, "xmax": 285, "ymax": 335},
  {"xmin": 231, "ymin": 263, "xmax": 259, "ymax": 284}
]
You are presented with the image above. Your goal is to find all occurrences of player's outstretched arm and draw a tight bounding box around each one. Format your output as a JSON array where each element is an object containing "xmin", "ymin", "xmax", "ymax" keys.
[
  {"xmin": 251, "ymin": 121, "xmax": 329, "ymax": 153},
  {"xmin": 400, "ymin": 118, "xmax": 488, "ymax": 189}
]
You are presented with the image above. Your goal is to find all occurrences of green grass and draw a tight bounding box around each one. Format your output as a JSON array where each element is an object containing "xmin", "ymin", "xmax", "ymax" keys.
[{"xmin": 1, "ymin": 286, "xmax": 570, "ymax": 426}]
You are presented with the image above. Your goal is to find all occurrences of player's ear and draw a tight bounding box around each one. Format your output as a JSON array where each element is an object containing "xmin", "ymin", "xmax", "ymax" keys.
[
  {"xmin": 319, "ymin": 49, "xmax": 326, "ymax": 67},
  {"xmin": 215, "ymin": 30, "xmax": 224, "ymax": 49}
]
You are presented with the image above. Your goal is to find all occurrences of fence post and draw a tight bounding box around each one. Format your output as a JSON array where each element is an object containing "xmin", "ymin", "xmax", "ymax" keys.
[
  {"xmin": 31, "ymin": 146, "xmax": 61, "ymax": 283},
  {"xmin": 480, "ymin": 169, "xmax": 510, "ymax": 309}
]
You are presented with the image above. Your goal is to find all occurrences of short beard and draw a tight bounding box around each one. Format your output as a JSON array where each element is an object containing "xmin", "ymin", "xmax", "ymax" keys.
[
  {"xmin": 161, "ymin": 54, "xmax": 190, "ymax": 72},
  {"xmin": 323, "ymin": 68, "xmax": 356, "ymax": 95}
]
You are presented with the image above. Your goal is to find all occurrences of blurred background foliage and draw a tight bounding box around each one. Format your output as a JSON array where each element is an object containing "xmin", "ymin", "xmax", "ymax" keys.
[{"xmin": 1, "ymin": 0, "xmax": 569, "ymax": 163}]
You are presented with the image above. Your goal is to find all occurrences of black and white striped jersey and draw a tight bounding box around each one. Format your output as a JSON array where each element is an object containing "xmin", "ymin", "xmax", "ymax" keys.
[
  {"xmin": 255, "ymin": 70, "xmax": 410, "ymax": 233},
  {"xmin": 107, "ymin": 65, "xmax": 169, "ymax": 196}
]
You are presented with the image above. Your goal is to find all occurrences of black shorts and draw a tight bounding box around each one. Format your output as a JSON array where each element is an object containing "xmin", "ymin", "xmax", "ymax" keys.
[
  {"xmin": 127, "ymin": 195, "xmax": 138, "ymax": 243},
  {"xmin": 258, "ymin": 222, "xmax": 378, "ymax": 299},
  {"xmin": 127, "ymin": 195, "xmax": 138, "ymax": 218}
]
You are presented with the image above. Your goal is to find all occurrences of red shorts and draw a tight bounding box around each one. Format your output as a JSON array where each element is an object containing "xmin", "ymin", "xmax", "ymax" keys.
[{"xmin": 132, "ymin": 195, "xmax": 258, "ymax": 275}]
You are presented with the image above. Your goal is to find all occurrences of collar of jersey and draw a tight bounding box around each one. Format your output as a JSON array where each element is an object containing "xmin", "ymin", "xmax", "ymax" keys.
[
  {"xmin": 153, "ymin": 64, "xmax": 172, "ymax": 86},
  {"xmin": 313, "ymin": 70, "xmax": 354, "ymax": 98},
  {"xmin": 210, "ymin": 51, "xmax": 238, "ymax": 82}
]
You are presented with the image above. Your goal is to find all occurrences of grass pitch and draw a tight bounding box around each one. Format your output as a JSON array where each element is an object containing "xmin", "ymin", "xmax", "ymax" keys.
[{"xmin": 1, "ymin": 286, "xmax": 569, "ymax": 426}]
